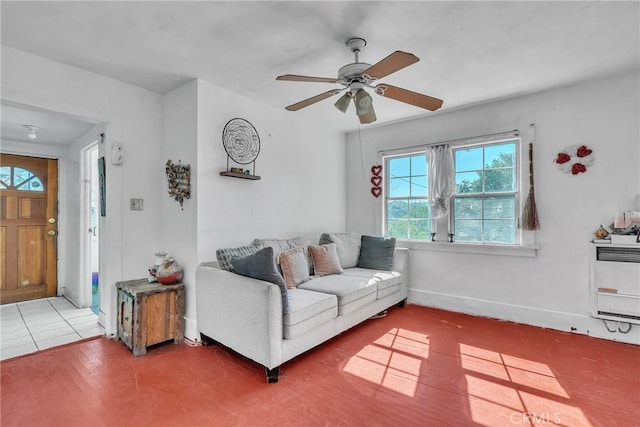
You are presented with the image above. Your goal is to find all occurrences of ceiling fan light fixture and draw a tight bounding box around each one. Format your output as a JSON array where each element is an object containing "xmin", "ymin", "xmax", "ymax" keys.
[
  {"xmin": 24, "ymin": 125, "xmax": 39, "ymax": 140},
  {"xmin": 358, "ymin": 104, "xmax": 377, "ymax": 124},
  {"xmin": 334, "ymin": 92, "xmax": 352, "ymax": 113},
  {"xmin": 354, "ymin": 89, "xmax": 373, "ymax": 116}
]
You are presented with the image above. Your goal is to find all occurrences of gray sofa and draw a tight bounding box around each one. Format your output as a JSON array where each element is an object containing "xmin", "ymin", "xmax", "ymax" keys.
[{"xmin": 195, "ymin": 235, "xmax": 408, "ymax": 383}]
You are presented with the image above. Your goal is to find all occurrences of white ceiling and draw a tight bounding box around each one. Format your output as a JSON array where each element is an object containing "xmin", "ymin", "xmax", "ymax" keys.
[
  {"xmin": 1, "ymin": 1, "xmax": 638, "ymax": 135},
  {"xmin": 1, "ymin": 102, "xmax": 96, "ymax": 146}
]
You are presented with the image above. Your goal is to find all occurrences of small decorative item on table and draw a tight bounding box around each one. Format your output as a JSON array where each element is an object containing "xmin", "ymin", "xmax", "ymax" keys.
[{"xmin": 151, "ymin": 257, "xmax": 184, "ymax": 284}]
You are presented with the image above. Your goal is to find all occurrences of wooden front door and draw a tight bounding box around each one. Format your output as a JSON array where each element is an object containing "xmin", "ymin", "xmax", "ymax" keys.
[{"xmin": 0, "ymin": 154, "xmax": 58, "ymax": 304}]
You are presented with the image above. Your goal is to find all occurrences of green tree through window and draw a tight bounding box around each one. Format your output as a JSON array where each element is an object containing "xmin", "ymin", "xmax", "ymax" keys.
[
  {"xmin": 386, "ymin": 154, "xmax": 432, "ymax": 239},
  {"xmin": 452, "ymin": 141, "xmax": 517, "ymax": 243}
]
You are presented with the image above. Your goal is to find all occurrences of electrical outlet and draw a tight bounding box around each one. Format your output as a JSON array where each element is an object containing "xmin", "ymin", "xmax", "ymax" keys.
[{"xmin": 130, "ymin": 198, "xmax": 143, "ymax": 211}]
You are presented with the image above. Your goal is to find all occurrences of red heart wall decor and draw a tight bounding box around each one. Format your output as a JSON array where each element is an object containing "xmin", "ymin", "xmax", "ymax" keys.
[
  {"xmin": 371, "ymin": 187, "xmax": 382, "ymax": 198},
  {"xmin": 371, "ymin": 165, "xmax": 382, "ymax": 176},
  {"xmin": 371, "ymin": 176, "xmax": 382, "ymax": 187}
]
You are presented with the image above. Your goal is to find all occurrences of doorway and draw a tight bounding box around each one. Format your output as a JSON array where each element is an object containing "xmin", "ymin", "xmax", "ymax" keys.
[
  {"xmin": 0, "ymin": 154, "xmax": 58, "ymax": 304},
  {"xmin": 83, "ymin": 144, "xmax": 100, "ymax": 315}
]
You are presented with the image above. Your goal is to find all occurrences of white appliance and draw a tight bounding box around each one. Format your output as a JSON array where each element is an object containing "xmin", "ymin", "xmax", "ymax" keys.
[{"xmin": 590, "ymin": 243, "xmax": 640, "ymax": 328}]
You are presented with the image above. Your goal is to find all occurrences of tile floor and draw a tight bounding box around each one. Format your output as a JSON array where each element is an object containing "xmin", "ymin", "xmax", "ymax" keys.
[{"xmin": 0, "ymin": 297, "xmax": 104, "ymax": 361}]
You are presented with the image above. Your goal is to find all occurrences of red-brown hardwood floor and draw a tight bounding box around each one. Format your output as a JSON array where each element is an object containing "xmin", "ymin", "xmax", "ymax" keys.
[{"xmin": 1, "ymin": 304, "xmax": 639, "ymax": 427}]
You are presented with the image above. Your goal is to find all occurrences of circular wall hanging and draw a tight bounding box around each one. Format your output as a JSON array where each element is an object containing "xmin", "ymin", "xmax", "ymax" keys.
[
  {"xmin": 554, "ymin": 144, "xmax": 594, "ymax": 175},
  {"xmin": 222, "ymin": 118, "xmax": 260, "ymax": 165}
]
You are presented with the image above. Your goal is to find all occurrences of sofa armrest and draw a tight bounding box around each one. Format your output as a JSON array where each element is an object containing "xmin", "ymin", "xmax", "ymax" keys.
[
  {"xmin": 393, "ymin": 247, "xmax": 409, "ymax": 277},
  {"xmin": 196, "ymin": 263, "xmax": 283, "ymax": 369}
]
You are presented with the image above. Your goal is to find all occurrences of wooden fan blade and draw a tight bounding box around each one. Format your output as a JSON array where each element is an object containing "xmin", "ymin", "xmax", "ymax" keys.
[
  {"xmin": 276, "ymin": 74, "xmax": 340, "ymax": 83},
  {"xmin": 363, "ymin": 51, "xmax": 419, "ymax": 80},
  {"xmin": 285, "ymin": 90, "xmax": 342, "ymax": 111},
  {"xmin": 375, "ymin": 84, "xmax": 443, "ymax": 111}
]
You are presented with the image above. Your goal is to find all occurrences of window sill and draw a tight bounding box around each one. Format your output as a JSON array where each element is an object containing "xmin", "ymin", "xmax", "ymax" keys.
[{"xmin": 397, "ymin": 240, "xmax": 539, "ymax": 257}]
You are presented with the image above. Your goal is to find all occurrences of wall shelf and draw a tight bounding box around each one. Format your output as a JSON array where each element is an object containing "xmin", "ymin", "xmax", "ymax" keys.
[{"xmin": 220, "ymin": 171, "xmax": 261, "ymax": 180}]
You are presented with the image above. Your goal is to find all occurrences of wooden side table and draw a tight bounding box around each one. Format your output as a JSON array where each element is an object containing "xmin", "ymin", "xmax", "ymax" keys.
[{"xmin": 116, "ymin": 279, "xmax": 185, "ymax": 356}]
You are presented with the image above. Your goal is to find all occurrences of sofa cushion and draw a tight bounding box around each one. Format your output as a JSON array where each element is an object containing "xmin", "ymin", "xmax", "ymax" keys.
[
  {"xmin": 231, "ymin": 247, "xmax": 289, "ymax": 313},
  {"xmin": 319, "ymin": 232, "xmax": 361, "ymax": 268},
  {"xmin": 358, "ymin": 235, "xmax": 396, "ymax": 271},
  {"xmin": 298, "ymin": 274, "xmax": 377, "ymax": 315},
  {"xmin": 278, "ymin": 247, "xmax": 310, "ymax": 288},
  {"xmin": 283, "ymin": 289, "xmax": 338, "ymax": 339},
  {"xmin": 342, "ymin": 268, "xmax": 402, "ymax": 299},
  {"xmin": 253, "ymin": 236, "xmax": 314, "ymax": 275},
  {"xmin": 309, "ymin": 243, "xmax": 344, "ymax": 276},
  {"xmin": 216, "ymin": 243, "xmax": 263, "ymax": 272}
]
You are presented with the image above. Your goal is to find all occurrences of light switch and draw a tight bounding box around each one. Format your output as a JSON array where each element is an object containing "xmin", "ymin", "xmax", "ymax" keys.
[{"xmin": 130, "ymin": 198, "xmax": 143, "ymax": 211}]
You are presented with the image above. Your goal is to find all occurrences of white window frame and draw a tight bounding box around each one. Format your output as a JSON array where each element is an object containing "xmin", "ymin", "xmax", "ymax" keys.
[
  {"xmin": 383, "ymin": 152, "xmax": 432, "ymax": 240},
  {"xmin": 450, "ymin": 138, "xmax": 520, "ymax": 245},
  {"xmin": 380, "ymin": 133, "xmax": 538, "ymax": 258}
]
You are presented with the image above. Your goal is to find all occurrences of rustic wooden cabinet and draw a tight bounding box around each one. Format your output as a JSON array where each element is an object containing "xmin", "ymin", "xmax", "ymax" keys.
[{"xmin": 116, "ymin": 279, "xmax": 185, "ymax": 356}]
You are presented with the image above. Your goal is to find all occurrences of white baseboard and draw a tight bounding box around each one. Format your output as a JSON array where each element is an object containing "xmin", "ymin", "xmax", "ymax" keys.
[
  {"xmin": 409, "ymin": 288, "xmax": 640, "ymax": 345},
  {"xmin": 184, "ymin": 316, "xmax": 199, "ymax": 341},
  {"xmin": 61, "ymin": 287, "xmax": 80, "ymax": 308}
]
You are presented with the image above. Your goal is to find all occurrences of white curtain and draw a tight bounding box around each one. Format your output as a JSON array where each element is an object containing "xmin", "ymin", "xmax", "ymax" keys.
[{"xmin": 427, "ymin": 145, "xmax": 454, "ymax": 218}]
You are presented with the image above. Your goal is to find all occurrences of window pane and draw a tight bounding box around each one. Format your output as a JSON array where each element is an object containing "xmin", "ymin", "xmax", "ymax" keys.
[
  {"xmin": 388, "ymin": 220, "xmax": 408, "ymax": 239},
  {"xmin": 410, "ymin": 175, "xmax": 427, "ymax": 197},
  {"xmin": 410, "ymin": 155, "xmax": 427, "ymax": 176},
  {"xmin": 485, "ymin": 143, "xmax": 515, "ymax": 168},
  {"xmin": 455, "ymin": 219, "xmax": 482, "ymax": 242},
  {"xmin": 485, "ymin": 168, "xmax": 515, "ymax": 192},
  {"xmin": 23, "ymin": 177, "xmax": 44, "ymax": 191},
  {"xmin": 454, "ymin": 197, "xmax": 482, "ymax": 219},
  {"xmin": 455, "ymin": 147, "xmax": 483, "ymax": 172},
  {"xmin": 484, "ymin": 196, "xmax": 515, "ymax": 219},
  {"xmin": 388, "ymin": 200, "xmax": 408, "ymax": 220},
  {"xmin": 409, "ymin": 200, "xmax": 431, "ymax": 219},
  {"xmin": 388, "ymin": 177, "xmax": 410, "ymax": 197},
  {"xmin": 409, "ymin": 220, "xmax": 431, "ymax": 239},
  {"xmin": 388, "ymin": 157, "xmax": 410, "ymax": 178},
  {"xmin": 0, "ymin": 166, "xmax": 10, "ymax": 185},
  {"xmin": 456, "ymin": 171, "xmax": 482, "ymax": 193},
  {"xmin": 483, "ymin": 220, "xmax": 516, "ymax": 244}
]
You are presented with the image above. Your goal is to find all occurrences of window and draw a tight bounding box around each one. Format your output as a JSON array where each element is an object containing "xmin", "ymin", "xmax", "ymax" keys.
[
  {"xmin": 385, "ymin": 154, "xmax": 432, "ymax": 240},
  {"xmin": 0, "ymin": 166, "xmax": 44, "ymax": 191},
  {"xmin": 452, "ymin": 141, "xmax": 518, "ymax": 244},
  {"xmin": 382, "ymin": 137, "xmax": 521, "ymax": 246}
]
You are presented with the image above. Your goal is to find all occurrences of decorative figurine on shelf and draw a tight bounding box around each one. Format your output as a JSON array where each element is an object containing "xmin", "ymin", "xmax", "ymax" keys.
[{"xmin": 594, "ymin": 225, "xmax": 610, "ymax": 240}]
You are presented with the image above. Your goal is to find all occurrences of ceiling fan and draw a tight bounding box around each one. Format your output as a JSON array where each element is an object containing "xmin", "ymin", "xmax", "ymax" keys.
[{"xmin": 276, "ymin": 37, "xmax": 443, "ymax": 124}]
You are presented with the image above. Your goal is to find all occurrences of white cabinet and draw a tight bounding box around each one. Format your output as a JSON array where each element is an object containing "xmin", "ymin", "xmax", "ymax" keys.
[{"xmin": 590, "ymin": 244, "xmax": 640, "ymax": 324}]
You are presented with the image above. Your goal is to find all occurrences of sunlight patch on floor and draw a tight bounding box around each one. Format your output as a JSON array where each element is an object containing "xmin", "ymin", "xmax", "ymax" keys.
[
  {"xmin": 460, "ymin": 343, "xmax": 592, "ymax": 427},
  {"xmin": 344, "ymin": 328, "xmax": 429, "ymax": 397}
]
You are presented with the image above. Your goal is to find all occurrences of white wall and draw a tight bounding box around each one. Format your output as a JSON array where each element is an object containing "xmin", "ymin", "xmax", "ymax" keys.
[
  {"xmin": 346, "ymin": 69, "xmax": 640, "ymax": 344},
  {"xmin": 161, "ymin": 81, "xmax": 198, "ymax": 339},
  {"xmin": 191, "ymin": 79, "xmax": 347, "ymax": 339},
  {"xmin": 2, "ymin": 47, "xmax": 164, "ymax": 335}
]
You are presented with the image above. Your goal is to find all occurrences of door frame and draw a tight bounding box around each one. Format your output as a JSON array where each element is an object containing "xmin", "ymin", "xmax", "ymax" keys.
[{"xmin": 80, "ymin": 142, "xmax": 99, "ymax": 308}]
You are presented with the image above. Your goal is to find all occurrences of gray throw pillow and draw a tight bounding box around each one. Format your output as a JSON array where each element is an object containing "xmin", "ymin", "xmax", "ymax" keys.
[
  {"xmin": 216, "ymin": 243, "xmax": 263, "ymax": 272},
  {"xmin": 358, "ymin": 235, "xmax": 396, "ymax": 271},
  {"xmin": 231, "ymin": 247, "xmax": 289, "ymax": 313},
  {"xmin": 319, "ymin": 232, "xmax": 361, "ymax": 268}
]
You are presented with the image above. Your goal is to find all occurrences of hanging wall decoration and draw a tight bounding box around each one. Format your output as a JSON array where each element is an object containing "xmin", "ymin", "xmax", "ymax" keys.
[
  {"xmin": 554, "ymin": 145, "xmax": 594, "ymax": 175},
  {"xmin": 370, "ymin": 164, "xmax": 382, "ymax": 198},
  {"xmin": 165, "ymin": 159, "xmax": 191, "ymax": 209},
  {"xmin": 220, "ymin": 118, "xmax": 261, "ymax": 180}
]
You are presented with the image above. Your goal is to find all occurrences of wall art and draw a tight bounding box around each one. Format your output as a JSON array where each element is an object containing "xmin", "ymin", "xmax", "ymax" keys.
[
  {"xmin": 554, "ymin": 145, "xmax": 594, "ymax": 175},
  {"xmin": 370, "ymin": 164, "xmax": 382, "ymax": 198},
  {"xmin": 165, "ymin": 159, "xmax": 191, "ymax": 209}
]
